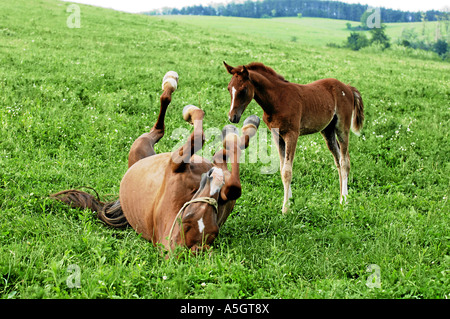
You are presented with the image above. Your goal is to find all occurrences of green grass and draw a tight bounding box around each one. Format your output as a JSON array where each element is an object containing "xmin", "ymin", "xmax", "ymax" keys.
[{"xmin": 1, "ymin": 0, "xmax": 449, "ymax": 299}]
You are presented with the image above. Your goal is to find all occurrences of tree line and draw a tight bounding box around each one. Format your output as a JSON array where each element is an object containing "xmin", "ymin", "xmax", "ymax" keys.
[{"xmin": 146, "ymin": 0, "xmax": 445, "ymax": 23}]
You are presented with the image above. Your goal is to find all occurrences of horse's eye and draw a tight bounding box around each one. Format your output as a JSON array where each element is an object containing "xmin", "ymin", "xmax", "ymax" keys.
[{"xmin": 183, "ymin": 224, "xmax": 192, "ymax": 233}]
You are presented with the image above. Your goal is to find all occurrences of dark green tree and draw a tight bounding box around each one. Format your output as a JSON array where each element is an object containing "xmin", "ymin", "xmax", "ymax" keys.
[
  {"xmin": 433, "ymin": 39, "xmax": 448, "ymax": 57},
  {"xmin": 369, "ymin": 25, "xmax": 390, "ymax": 49},
  {"xmin": 346, "ymin": 32, "xmax": 369, "ymax": 50}
]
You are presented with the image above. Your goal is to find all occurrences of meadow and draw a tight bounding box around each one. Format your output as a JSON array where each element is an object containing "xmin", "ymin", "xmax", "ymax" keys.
[
  {"xmin": 0, "ymin": 0, "xmax": 449, "ymax": 299},
  {"xmin": 160, "ymin": 15, "xmax": 441, "ymax": 49}
]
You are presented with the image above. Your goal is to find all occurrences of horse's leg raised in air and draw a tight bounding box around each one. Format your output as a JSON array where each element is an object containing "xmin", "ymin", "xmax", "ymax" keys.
[
  {"xmin": 128, "ymin": 71, "xmax": 178, "ymax": 168},
  {"xmin": 170, "ymin": 104, "xmax": 205, "ymax": 172}
]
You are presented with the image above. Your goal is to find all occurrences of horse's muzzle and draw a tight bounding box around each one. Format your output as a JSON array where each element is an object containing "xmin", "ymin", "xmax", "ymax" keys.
[{"xmin": 190, "ymin": 244, "xmax": 211, "ymax": 255}]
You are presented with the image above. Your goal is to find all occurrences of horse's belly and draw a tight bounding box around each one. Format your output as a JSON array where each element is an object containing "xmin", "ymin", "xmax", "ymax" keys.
[{"xmin": 119, "ymin": 153, "xmax": 170, "ymax": 240}]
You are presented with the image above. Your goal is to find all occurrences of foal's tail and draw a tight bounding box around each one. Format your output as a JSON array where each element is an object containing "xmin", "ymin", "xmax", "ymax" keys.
[
  {"xmin": 50, "ymin": 189, "xmax": 129, "ymax": 229},
  {"xmin": 349, "ymin": 86, "xmax": 364, "ymax": 136}
]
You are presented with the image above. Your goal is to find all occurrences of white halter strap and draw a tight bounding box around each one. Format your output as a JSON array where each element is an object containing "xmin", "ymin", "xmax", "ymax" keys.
[{"xmin": 167, "ymin": 197, "xmax": 218, "ymax": 250}]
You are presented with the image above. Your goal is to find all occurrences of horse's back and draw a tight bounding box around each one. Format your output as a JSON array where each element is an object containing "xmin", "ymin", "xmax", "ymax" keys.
[
  {"xmin": 290, "ymin": 78, "xmax": 353, "ymax": 135},
  {"xmin": 300, "ymin": 78, "xmax": 349, "ymax": 93}
]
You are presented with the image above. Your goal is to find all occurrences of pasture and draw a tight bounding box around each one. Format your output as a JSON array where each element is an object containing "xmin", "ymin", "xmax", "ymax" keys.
[
  {"xmin": 161, "ymin": 15, "xmax": 441, "ymax": 49},
  {"xmin": 0, "ymin": 0, "xmax": 449, "ymax": 299}
]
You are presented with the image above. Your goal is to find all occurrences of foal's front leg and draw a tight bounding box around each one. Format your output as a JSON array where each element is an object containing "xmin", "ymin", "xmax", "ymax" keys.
[
  {"xmin": 271, "ymin": 128, "xmax": 286, "ymax": 176},
  {"xmin": 279, "ymin": 132, "xmax": 298, "ymax": 214}
]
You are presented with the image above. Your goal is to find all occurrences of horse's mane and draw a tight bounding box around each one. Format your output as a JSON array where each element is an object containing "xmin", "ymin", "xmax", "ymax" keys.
[{"xmin": 245, "ymin": 62, "xmax": 288, "ymax": 82}]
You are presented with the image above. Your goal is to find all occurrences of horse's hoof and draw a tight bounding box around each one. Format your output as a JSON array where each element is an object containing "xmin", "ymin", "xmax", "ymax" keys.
[
  {"xmin": 182, "ymin": 105, "xmax": 201, "ymax": 124},
  {"xmin": 243, "ymin": 115, "xmax": 260, "ymax": 130},
  {"xmin": 222, "ymin": 124, "xmax": 239, "ymax": 149},
  {"xmin": 162, "ymin": 71, "xmax": 179, "ymax": 91}
]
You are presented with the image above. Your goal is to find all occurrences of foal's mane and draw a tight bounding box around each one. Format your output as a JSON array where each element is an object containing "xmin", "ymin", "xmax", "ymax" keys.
[{"xmin": 245, "ymin": 62, "xmax": 288, "ymax": 83}]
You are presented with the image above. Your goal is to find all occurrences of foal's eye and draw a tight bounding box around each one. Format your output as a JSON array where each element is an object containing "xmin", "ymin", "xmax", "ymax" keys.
[{"xmin": 239, "ymin": 88, "xmax": 247, "ymax": 96}]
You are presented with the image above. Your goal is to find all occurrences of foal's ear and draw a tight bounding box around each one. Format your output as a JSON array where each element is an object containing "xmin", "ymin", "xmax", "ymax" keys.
[
  {"xmin": 240, "ymin": 65, "xmax": 250, "ymax": 79},
  {"xmin": 223, "ymin": 61, "xmax": 235, "ymax": 75}
]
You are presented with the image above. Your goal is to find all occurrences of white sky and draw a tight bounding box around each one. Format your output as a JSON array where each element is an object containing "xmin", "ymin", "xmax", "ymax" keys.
[{"xmin": 62, "ymin": 0, "xmax": 449, "ymax": 14}]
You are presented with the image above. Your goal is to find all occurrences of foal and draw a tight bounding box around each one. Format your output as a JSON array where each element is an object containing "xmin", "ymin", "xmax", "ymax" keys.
[
  {"xmin": 53, "ymin": 71, "xmax": 260, "ymax": 252},
  {"xmin": 223, "ymin": 62, "xmax": 364, "ymax": 213}
]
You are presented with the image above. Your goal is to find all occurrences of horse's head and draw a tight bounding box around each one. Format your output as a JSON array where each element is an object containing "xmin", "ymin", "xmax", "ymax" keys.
[
  {"xmin": 174, "ymin": 167, "xmax": 224, "ymax": 253},
  {"xmin": 224, "ymin": 61, "xmax": 255, "ymax": 124}
]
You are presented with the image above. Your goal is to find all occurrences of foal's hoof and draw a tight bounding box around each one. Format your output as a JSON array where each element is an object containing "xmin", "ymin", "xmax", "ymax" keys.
[
  {"xmin": 339, "ymin": 194, "xmax": 348, "ymax": 205},
  {"xmin": 162, "ymin": 71, "xmax": 179, "ymax": 91}
]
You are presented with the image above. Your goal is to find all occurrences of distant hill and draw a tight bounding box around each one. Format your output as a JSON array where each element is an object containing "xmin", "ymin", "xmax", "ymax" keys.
[{"xmin": 145, "ymin": 0, "xmax": 446, "ymax": 23}]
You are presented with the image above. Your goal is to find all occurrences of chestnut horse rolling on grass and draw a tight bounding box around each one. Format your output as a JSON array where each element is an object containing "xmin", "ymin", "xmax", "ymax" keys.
[
  {"xmin": 52, "ymin": 71, "xmax": 261, "ymax": 253},
  {"xmin": 223, "ymin": 62, "xmax": 364, "ymax": 213}
]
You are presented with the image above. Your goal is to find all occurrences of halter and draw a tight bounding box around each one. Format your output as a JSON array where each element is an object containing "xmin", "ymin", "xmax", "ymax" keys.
[{"xmin": 167, "ymin": 196, "xmax": 218, "ymax": 250}]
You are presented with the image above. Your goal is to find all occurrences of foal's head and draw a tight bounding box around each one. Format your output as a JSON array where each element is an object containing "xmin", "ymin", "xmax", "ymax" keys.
[
  {"xmin": 224, "ymin": 61, "xmax": 255, "ymax": 124},
  {"xmin": 174, "ymin": 167, "xmax": 224, "ymax": 253}
]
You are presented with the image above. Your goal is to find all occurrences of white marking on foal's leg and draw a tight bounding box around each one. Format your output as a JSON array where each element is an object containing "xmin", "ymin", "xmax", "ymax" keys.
[
  {"xmin": 198, "ymin": 217, "xmax": 205, "ymax": 233},
  {"xmin": 339, "ymin": 158, "xmax": 349, "ymax": 204},
  {"xmin": 340, "ymin": 177, "xmax": 348, "ymax": 204},
  {"xmin": 281, "ymin": 163, "xmax": 293, "ymax": 214}
]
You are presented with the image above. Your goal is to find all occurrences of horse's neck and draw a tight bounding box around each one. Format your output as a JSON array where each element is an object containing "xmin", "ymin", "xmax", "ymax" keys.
[{"xmin": 251, "ymin": 72, "xmax": 280, "ymax": 115}]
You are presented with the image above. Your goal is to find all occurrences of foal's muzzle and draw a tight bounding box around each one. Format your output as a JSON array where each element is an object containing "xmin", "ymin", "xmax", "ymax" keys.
[{"xmin": 228, "ymin": 114, "xmax": 241, "ymax": 123}]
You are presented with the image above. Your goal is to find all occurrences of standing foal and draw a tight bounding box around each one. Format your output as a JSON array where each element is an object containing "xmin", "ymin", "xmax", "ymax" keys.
[{"xmin": 224, "ymin": 62, "xmax": 364, "ymax": 213}]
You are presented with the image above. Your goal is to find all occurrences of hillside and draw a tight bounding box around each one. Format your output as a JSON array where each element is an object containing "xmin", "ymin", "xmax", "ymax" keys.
[
  {"xmin": 159, "ymin": 15, "xmax": 442, "ymax": 48},
  {"xmin": 0, "ymin": 0, "xmax": 449, "ymax": 299}
]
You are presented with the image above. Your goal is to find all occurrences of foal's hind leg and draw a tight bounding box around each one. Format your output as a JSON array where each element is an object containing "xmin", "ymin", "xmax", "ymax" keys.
[
  {"xmin": 335, "ymin": 128, "xmax": 350, "ymax": 204},
  {"xmin": 321, "ymin": 117, "xmax": 342, "ymax": 198}
]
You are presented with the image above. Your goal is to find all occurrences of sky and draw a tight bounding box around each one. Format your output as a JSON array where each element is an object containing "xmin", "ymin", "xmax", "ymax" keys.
[{"xmin": 63, "ymin": 0, "xmax": 449, "ymax": 14}]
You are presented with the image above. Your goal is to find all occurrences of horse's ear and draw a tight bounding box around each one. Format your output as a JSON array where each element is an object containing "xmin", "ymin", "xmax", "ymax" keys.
[{"xmin": 223, "ymin": 61, "xmax": 235, "ymax": 75}]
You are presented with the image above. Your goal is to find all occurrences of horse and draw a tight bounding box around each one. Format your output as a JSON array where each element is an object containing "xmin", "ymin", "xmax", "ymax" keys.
[
  {"xmin": 223, "ymin": 61, "xmax": 364, "ymax": 213},
  {"xmin": 52, "ymin": 71, "xmax": 261, "ymax": 253}
]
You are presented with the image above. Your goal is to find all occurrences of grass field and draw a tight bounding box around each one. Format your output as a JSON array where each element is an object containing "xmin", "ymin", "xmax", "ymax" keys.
[
  {"xmin": 160, "ymin": 15, "xmax": 441, "ymax": 48},
  {"xmin": 0, "ymin": 0, "xmax": 449, "ymax": 299}
]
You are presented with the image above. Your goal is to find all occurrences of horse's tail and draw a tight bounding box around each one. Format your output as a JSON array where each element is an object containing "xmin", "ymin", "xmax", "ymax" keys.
[
  {"xmin": 349, "ymin": 86, "xmax": 364, "ymax": 136},
  {"xmin": 50, "ymin": 189, "xmax": 129, "ymax": 229}
]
